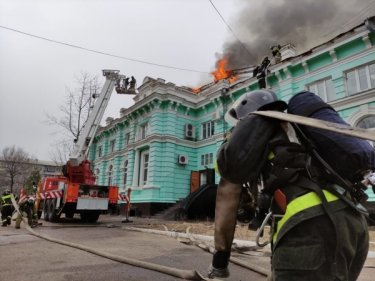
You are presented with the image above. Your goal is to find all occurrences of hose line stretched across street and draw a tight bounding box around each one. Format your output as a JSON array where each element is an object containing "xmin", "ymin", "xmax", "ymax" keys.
[{"xmin": 10, "ymin": 195, "xmax": 221, "ymax": 281}]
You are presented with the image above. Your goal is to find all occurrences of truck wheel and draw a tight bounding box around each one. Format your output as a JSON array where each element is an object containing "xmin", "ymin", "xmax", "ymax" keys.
[{"xmin": 43, "ymin": 201, "xmax": 50, "ymax": 221}]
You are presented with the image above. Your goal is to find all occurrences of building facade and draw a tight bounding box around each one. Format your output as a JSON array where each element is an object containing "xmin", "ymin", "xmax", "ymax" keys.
[{"xmin": 89, "ymin": 19, "xmax": 375, "ymax": 216}]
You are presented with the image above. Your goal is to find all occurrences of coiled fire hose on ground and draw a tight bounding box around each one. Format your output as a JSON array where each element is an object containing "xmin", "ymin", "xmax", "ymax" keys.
[{"xmin": 10, "ymin": 196, "xmax": 220, "ymax": 281}]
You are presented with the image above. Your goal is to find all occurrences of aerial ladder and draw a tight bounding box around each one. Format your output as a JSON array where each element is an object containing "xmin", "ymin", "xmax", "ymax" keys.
[{"xmin": 36, "ymin": 70, "xmax": 134, "ymax": 222}]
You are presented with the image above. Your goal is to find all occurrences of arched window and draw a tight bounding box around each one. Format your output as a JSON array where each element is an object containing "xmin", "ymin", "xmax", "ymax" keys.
[
  {"xmin": 123, "ymin": 160, "xmax": 128, "ymax": 187},
  {"xmin": 357, "ymin": 115, "xmax": 375, "ymax": 129},
  {"xmin": 357, "ymin": 115, "xmax": 375, "ymax": 147},
  {"xmin": 108, "ymin": 165, "xmax": 113, "ymax": 186}
]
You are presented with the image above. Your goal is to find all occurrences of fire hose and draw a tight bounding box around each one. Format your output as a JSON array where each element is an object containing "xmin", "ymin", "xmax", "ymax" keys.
[
  {"xmin": 124, "ymin": 226, "xmax": 271, "ymax": 278},
  {"xmin": 10, "ymin": 196, "xmax": 221, "ymax": 281}
]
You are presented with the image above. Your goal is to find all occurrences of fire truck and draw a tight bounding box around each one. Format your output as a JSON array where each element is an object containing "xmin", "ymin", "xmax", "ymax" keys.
[{"xmin": 36, "ymin": 70, "xmax": 132, "ymax": 223}]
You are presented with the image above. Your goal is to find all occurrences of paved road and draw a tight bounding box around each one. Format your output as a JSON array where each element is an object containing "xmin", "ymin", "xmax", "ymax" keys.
[
  {"xmin": 0, "ymin": 215, "xmax": 374, "ymax": 281},
  {"xmin": 0, "ymin": 216, "xmax": 270, "ymax": 281}
]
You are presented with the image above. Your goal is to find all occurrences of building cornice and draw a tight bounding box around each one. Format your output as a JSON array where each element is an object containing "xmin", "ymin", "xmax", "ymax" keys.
[{"xmin": 331, "ymin": 90, "xmax": 375, "ymax": 111}]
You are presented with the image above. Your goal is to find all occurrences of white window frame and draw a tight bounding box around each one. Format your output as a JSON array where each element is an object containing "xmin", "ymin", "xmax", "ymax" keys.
[
  {"xmin": 307, "ymin": 77, "xmax": 334, "ymax": 102},
  {"xmin": 98, "ymin": 146, "xmax": 103, "ymax": 157},
  {"xmin": 356, "ymin": 115, "xmax": 375, "ymax": 147},
  {"xmin": 139, "ymin": 150, "xmax": 149, "ymax": 187},
  {"xmin": 109, "ymin": 139, "xmax": 116, "ymax": 153},
  {"xmin": 202, "ymin": 121, "xmax": 215, "ymax": 139},
  {"xmin": 95, "ymin": 168, "xmax": 100, "ymax": 184},
  {"xmin": 123, "ymin": 159, "xmax": 129, "ymax": 187},
  {"xmin": 345, "ymin": 62, "xmax": 375, "ymax": 96},
  {"xmin": 125, "ymin": 132, "xmax": 131, "ymax": 145},
  {"xmin": 108, "ymin": 165, "xmax": 113, "ymax": 186},
  {"xmin": 201, "ymin": 153, "xmax": 214, "ymax": 166},
  {"xmin": 138, "ymin": 122, "xmax": 149, "ymax": 140}
]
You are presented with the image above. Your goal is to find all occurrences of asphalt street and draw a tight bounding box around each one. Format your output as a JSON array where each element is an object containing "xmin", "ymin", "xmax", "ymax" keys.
[{"xmin": 0, "ymin": 215, "xmax": 374, "ymax": 281}]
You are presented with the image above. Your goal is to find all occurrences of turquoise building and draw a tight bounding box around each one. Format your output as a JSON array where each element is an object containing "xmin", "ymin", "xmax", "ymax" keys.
[{"xmin": 89, "ymin": 18, "xmax": 375, "ymax": 216}]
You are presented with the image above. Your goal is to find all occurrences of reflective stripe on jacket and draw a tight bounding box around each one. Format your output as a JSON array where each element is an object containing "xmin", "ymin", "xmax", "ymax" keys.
[
  {"xmin": 273, "ymin": 190, "xmax": 339, "ymax": 244},
  {"xmin": 1, "ymin": 194, "xmax": 12, "ymax": 206}
]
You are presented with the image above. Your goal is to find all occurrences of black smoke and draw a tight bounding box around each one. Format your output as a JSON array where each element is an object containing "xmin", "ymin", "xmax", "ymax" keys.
[{"xmin": 218, "ymin": 0, "xmax": 375, "ymax": 70}]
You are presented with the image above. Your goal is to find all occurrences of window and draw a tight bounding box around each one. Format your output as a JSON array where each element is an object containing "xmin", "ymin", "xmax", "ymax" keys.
[
  {"xmin": 123, "ymin": 160, "xmax": 128, "ymax": 187},
  {"xmin": 95, "ymin": 169, "xmax": 100, "ymax": 183},
  {"xmin": 357, "ymin": 115, "xmax": 375, "ymax": 129},
  {"xmin": 346, "ymin": 63, "xmax": 375, "ymax": 96},
  {"xmin": 138, "ymin": 123, "xmax": 149, "ymax": 140},
  {"xmin": 139, "ymin": 150, "xmax": 149, "ymax": 186},
  {"xmin": 202, "ymin": 121, "xmax": 215, "ymax": 139},
  {"xmin": 201, "ymin": 153, "xmax": 213, "ymax": 166},
  {"xmin": 45, "ymin": 166, "xmax": 56, "ymax": 172},
  {"xmin": 357, "ymin": 115, "xmax": 375, "ymax": 147},
  {"xmin": 98, "ymin": 146, "xmax": 102, "ymax": 157},
  {"xmin": 110, "ymin": 139, "xmax": 116, "ymax": 153},
  {"xmin": 108, "ymin": 165, "xmax": 113, "ymax": 186},
  {"xmin": 125, "ymin": 132, "xmax": 131, "ymax": 145},
  {"xmin": 307, "ymin": 78, "xmax": 334, "ymax": 102}
]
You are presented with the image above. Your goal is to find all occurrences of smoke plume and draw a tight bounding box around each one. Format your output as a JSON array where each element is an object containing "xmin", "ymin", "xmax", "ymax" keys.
[{"xmin": 218, "ymin": 0, "xmax": 375, "ymax": 70}]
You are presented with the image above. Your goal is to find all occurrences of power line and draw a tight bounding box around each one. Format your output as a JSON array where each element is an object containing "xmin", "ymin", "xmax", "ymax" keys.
[
  {"xmin": 0, "ymin": 25, "xmax": 209, "ymax": 74},
  {"xmin": 208, "ymin": 0, "xmax": 253, "ymax": 58}
]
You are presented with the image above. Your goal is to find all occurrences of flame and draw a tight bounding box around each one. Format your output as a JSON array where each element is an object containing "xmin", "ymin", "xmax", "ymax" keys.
[
  {"xmin": 211, "ymin": 58, "xmax": 238, "ymax": 83},
  {"xmin": 192, "ymin": 87, "xmax": 201, "ymax": 94}
]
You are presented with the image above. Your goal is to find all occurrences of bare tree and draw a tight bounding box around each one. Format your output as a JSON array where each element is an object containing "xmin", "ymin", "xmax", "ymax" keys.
[
  {"xmin": 46, "ymin": 72, "xmax": 101, "ymax": 161},
  {"xmin": 49, "ymin": 139, "xmax": 72, "ymax": 165},
  {"xmin": 0, "ymin": 146, "xmax": 30, "ymax": 193}
]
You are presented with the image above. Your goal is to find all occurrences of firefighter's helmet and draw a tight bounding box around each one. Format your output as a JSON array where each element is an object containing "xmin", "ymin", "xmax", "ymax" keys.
[
  {"xmin": 224, "ymin": 89, "xmax": 287, "ymax": 125},
  {"xmin": 27, "ymin": 196, "xmax": 35, "ymax": 206}
]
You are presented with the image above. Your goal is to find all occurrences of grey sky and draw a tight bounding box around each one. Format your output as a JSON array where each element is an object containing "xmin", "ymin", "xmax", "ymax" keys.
[
  {"xmin": 0, "ymin": 0, "xmax": 240, "ymax": 160},
  {"xmin": 1, "ymin": 0, "xmax": 374, "ymax": 161}
]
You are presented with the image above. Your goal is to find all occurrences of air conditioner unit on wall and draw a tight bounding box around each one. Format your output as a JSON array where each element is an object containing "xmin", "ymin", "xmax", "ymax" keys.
[
  {"xmin": 185, "ymin": 123, "xmax": 195, "ymax": 139},
  {"xmin": 178, "ymin": 155, "xmax": 188, "ymax": 165}
]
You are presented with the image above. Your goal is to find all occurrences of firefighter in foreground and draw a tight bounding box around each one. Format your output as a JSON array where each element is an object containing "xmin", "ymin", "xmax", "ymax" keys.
[
  {"xmin": 15, "ymin": 195, "xmax": 37, "ymax": 229},
  {"xmin": 1, "ymin": 190, "xmax": 14, "ymax": 227},
  {"xmin": 208, "ymin": 90, "xmax": 369, "ymax": 280}
]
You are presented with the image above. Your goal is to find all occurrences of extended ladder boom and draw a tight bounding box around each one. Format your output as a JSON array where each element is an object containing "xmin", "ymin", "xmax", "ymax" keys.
[{"xmin": 69, "ymin": 70, "xmax": 123, "ymax": 165}]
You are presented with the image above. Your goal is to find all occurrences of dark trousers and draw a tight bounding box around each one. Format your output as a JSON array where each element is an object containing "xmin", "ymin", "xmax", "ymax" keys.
[
  {"xmin": 272, "ymin": 207, "xmax": 369, "ymax": 281},
  {"xmin": 1, "ymin": 205, "xmax": 13, "ymax": 226}
]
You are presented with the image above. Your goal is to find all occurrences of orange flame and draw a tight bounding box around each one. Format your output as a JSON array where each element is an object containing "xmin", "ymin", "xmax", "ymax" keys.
[
  {"xmin": 192, "ymin": 87, "xmax": 201, "ymax": 94},
  {"xmin": 211, "ymin": 58, "xmax": 238, "ymax": 83}
]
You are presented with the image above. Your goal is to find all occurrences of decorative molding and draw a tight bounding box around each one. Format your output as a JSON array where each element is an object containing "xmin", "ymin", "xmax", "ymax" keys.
[
  {"xmin": 363, "ymin": 34, "xmax": 372, "ymax": 49},
  {"xmin": 345, "ymin": 102, "xmax": 375, "ymax": 126},
  {"xmin": 331, "ymin": 90, "xmax": 375, "ymax": 112},
  {"xmin": 302, "ymin": 62, "xmax": 309, "ymax": 74},
  {"xmin": 329, "ymin": 50, "xmax": 337, "ymax": 62}
]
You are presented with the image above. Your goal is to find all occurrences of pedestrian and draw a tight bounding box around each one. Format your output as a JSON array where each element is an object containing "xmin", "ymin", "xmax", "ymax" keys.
[
  {"xmin": 15, "ymin": 196, "xmax": 37, "ymax": 229},
  {"xmin": 208, "ymin": 89, "xmax": 369, "ymax": 281},
  {"xmin": 1, "ymin": 190, "xmax": 14, "ymax": 227}
]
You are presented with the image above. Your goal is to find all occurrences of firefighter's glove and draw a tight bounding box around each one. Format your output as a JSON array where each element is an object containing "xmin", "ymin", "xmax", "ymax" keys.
[{"xmin": 208, "ymin": 251, "xmax": 230, "ymax": 278}]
